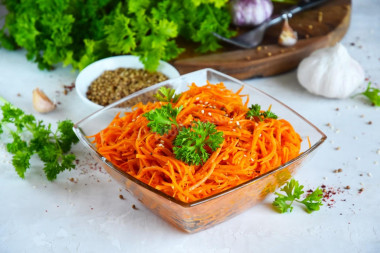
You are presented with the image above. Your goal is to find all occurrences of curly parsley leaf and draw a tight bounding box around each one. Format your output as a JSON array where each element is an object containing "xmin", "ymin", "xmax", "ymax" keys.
[
  {"xmin": 263, "ymin": 110, "xmax": 278, "ymax": 119},
  {"xmin": 273, "ymin": 179, "xmax": 323, "ymax": 213},
  {"xmin": 0, "ymin": 97, "xmax": 79, "ymax": 181},
  {"xmin": 143, "ymin": 103, "xmax": 183, "ymax": 135},
  {"xmin": 247, "ymin": 104, "xmax": 278, "ymax": 121},
  {"xmin": 173, "ymin": 121, "xmax": 224, "ymax": 165},
  {"xmin": 153, "ymin": 87, "xmax": 182, "ymax": 103},
  {"xmin": 357, "ymin": 82, "xmax": 380, "ymax": 107},
  {"xmin": 246, "ymin": 104, "xmax": 261, "ymax": 118}
]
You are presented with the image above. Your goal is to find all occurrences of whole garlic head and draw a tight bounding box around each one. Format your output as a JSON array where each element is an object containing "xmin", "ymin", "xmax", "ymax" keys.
[{"xmin": 297, "ymin": 43, "xmax": 364, "ymax": 99}]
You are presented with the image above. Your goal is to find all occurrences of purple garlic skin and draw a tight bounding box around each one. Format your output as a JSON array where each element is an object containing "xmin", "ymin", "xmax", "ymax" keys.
[{"xmin": 231, "ymin": 0, "xmax": 274, "ymax": 26}]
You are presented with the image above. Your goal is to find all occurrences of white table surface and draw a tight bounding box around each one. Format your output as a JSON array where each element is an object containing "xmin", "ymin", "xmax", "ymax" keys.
[{"xmin": 1, "ymin": 1, "xmax": 379, "ymax": 253}]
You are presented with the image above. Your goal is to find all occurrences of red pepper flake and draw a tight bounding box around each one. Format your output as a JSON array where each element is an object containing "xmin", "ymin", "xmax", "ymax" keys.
[
  {"xmin": 63, "ymin": 83, "xmax": 75, "ymax": 95},
  {"xmin": 132, "ymin": 204, "xmax": 138, "ymax": 210},
  {"xmin": 318, "ymin": 185, "xmax": 346, "ymax": 208},
  {"xmin": 358, "ymin": 188, "xmax": 364, "ymax": 194},
  {"xmin": 119, "ymin": 194, "xmax": 125, "ymax": 200}
]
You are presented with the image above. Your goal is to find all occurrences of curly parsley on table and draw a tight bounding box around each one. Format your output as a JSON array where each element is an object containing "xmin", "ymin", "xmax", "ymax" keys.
[
  {"xmin": 272, "ymin": 179, "xmax": 323, "ymax": 213},
  {"xmin": 0, "ymin": 97, "xmax": 78, "ymax": 181}
]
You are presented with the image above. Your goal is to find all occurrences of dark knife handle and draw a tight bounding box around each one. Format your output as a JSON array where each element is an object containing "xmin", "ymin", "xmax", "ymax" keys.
[
  {"xmin": 267, "ymin": 0, "xmax": 328, "ymax": 27},
  {"xmin": 289, "ymin": 0, "xmax": 329, "ymax": 16}
]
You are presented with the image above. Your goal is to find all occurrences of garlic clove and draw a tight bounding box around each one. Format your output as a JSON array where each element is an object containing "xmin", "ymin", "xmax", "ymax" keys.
[
  {"xmin": 297, "ymin": 43, "xmax": 364, "ymax": 99},
  {"xmin": 32, "ymin": 88, "xmax": 56, "ymax": 113},
  {"xmin": 278, "ymin": 18, "xmax": 297, "ymax": 47}
]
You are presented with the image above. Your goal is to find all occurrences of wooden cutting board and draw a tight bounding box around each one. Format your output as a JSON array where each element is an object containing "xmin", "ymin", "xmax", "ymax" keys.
[{"xmin": 172, "ymin": 0, "xmax": 351, "ymax": 79}]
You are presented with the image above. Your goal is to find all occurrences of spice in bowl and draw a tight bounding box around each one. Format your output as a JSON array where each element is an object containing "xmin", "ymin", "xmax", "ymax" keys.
[{"xmin": 86, "ymin": 68, "xmax": 168, "ymax": 106}]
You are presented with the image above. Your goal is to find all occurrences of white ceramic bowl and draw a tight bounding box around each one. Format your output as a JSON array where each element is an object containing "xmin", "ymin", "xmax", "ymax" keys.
[{"xmin": 75, "ymin": 55, "xmax": 180, "ymax": 109}]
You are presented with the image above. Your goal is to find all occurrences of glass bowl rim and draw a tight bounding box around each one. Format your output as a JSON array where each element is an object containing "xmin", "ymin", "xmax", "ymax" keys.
[{"xmin": 73, "ymin": 68, "xmax": 327, "ymax": 208}]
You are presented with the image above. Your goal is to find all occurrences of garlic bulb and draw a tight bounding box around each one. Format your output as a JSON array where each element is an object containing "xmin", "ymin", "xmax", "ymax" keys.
[
  {"xmin": 297, "ymin": 43, "xmax": 364, "ymax": 99},
  {"xmin": 278, "ymin": 18, "xmax": 297, "ymax": 47},
  {"xmin": 32, "ymin": 88, "xmax": 56, "ymax": 113},
  {"xmin": 231, "ymin": 0, "xmax": 273, "ymax": 26}
]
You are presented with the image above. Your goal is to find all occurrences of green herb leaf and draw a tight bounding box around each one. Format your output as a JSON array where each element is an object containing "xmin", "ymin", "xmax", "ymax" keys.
[
  {"xmin": 153, "ymin": 87, "xmax": 182, "ymax": 103},
  {"xmin": 300, "ymin": 188, "xmax": 323, "ymax": 213},
  {"xmin": 247, "ymin": 104, "xmax": 278, "ymax": 120},
  {"xmin": 12, "ymin": 151, "xmax": 32, "ymax": 179},
  {"xmin": 273, "ymin": 179, "xmax": 303, "ymax": 213},
  {"xmin": 273, "ymin": 179, "xmax": 323, "ymax": 213},
  {"xmin": 0, "ymin": 97, "xmax": 79, "ymax": 181},
  {"xmin": 263, "ymin": 110, "xmax": 278, "ymax": 119},
  {"xmin": 143, "ymin": 103, "xmax": 183, "ymax": 135},
  {"xmin": 246, "ymin": 104, "xmax": 261, "ymax": 118},
  {"xmin": 173, "ymin": 121, "xmax": 224, "ymax": 165},
  {"xmin": 272, "ymin": 192, "xmax": 294, "ymax": 213},
  {"xmin": 358, "ymin": 82, "xmax": 380, "ymax": 107}
]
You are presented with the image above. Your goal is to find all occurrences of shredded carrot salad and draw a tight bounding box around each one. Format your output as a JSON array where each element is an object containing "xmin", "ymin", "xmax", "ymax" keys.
[{"xmin": 91, "ymin": 82, "xmax": 302, "ymax": 203}]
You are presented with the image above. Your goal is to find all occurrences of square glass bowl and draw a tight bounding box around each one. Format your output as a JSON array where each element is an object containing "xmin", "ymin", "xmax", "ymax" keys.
[{"xmin": 73, "ymin": 68, "xmax": 326, "ymax": 233}]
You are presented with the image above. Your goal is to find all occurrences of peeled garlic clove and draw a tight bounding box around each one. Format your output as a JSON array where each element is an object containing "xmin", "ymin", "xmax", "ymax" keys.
[
  {"xmin": 32, "ymin": 88, "xmax": 56, "ymax": 113},
  {"xmin": 297, "ymin": 43, "xmax": 364, "ymax": 99},
  {"xmin": 278, "ymin": 18, "xmax": 297, "ymax": 47}
]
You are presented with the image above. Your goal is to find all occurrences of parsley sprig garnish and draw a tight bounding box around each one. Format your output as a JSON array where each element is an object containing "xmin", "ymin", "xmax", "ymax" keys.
[
  {"xmin": 0, "ymin": 97, "xmax": 79, "ymax": 181},
  {"xmin": 143, "ymin": 103, "xmax": 183, "ymax": 135},
  {"xmin": 173, "ymin": 121, "xmax": 224, "ymax": 165},
  {"xmin": 272, "ymin": 179, "xmax": 323, "ymax": 213},
  {"xmin": 246, "ymin": 104, "xmax": 278, "ymax": 121},
  {"xmin": 356, "ymin": 82, "xmax": 380, "ymax": 106},
  {"xmin": 153, "ymin": 87, "xmax": 182, "ymax": 103}
]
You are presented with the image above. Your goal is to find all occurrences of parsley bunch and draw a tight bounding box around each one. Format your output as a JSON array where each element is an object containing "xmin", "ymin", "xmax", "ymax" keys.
[
  {"xmin": 0, "ymin": 97, "xmax": 79, "ymax": 181},
  {"xmin": 0, "ymin": 0, "xmax": 234, "ymax": 72},
  {"xmin": 246, "ymin": 104, "xmax": 278, "ymax": 121},
  {"xmin": 272, "ymin": 179, "xmax": 323, "ymax": 213}
]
